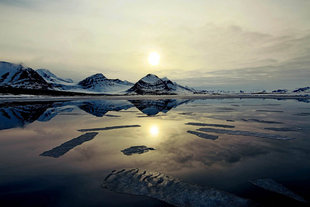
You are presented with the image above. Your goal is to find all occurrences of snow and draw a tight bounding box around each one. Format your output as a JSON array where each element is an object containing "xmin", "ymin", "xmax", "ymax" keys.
[
  {"xmin": 197, "ymin": 127, "xmax": 294, "ymax": 140},
  {"xmin": 102, "ymin": 168, "xmax": 250, "ymax": 207},
  {"xmin": 77, "ymin": 73, "xmax": 133, "ymax": 94},
  {"xmin": 0, "ymin": 61, "xmax": 23, "ymax": 84},
  {"xmin": 140, "ymin": 74, "xmax": 162, "ymax": 84},
  {"xmin": 37, "ymin": 69, "xmax": 74, "ymax": 84},
  {"xmin": 250, "ymin": 178, "xmax": 306, "ymax": 203}
]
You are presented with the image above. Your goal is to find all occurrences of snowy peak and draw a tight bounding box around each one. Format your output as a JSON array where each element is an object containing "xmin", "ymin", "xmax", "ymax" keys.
[
  {"xmin": 293, "ymin": 87, "xmax": 310, "ymax": 93},
  {"xmin": 128, "ymin": 74, "xmax": 170, "ymax": 95},
  {"xmin": 78, "ymin": 73, "xmax": 107, "ymax": 89},
  {"xmin": 140, "ymin": 74, "xmax": 162, "ymax": 84},
  {"xmin": 1, "ymin": 61, "xmax": 193, "ymax": 95},
  {"xmin": 128, "ymin": 74, "xmax": 193, "ymax": 95},
  {"xmin": 78, "ymin": 73, "xmax": 133, "ymax": 93},
  {"xmin": 37, "ymin": 69, "xmax": 73, "ymax": 84},
  {"xmin": 0, "ymin": 61, "xmax": 50, "ymax": 89}
]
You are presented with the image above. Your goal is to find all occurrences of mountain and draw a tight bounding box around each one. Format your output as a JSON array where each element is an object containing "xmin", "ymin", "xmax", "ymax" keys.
[
  {"xmin": 0, "ymin": 61, "xmax": 50, "ymax": 89},
  {"xmin": 78, "ymin": 73, "xmax": 133, "ymax": 93},
  {"xmin": 293, "ymin": 87, "xmax": 310, "ymax": 93},
  {"xmin": 272, "ymin": 89, "xmax": 288, "ymax": 94},
  {"xmin": 1, "ymin": 61, "xmax": 192, "ymax": 95},
  {"xmin": 127, "ymin": 74, "xmax": 193, "ymax": 95},
  {"xmin": 36, "ymin": 68, "xmax": 79, "ymax": 91},
  {"xmin": 37, "ymin": 69, "xmax": 73, "ymax": 84},
  {"xmin": 162, "ymin": 77, "xmax": 194, "ymax": 93}
]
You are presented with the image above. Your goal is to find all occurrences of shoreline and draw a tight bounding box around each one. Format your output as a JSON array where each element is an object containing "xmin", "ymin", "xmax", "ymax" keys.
[{"xmin": 0, "ymin": 94, "xmax": 309, "ymax": 103}]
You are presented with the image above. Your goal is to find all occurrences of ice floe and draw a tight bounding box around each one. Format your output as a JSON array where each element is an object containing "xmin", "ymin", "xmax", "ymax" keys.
[
  {"xmin": 293, "ymin": 113, "xmax": 310, "ymax": 116},
  {"xmin": 40, "ymin": 132, "xmax": 98, "ymax": 158},
  {"xmin": 264, "ymin": 127, "xmax": 301, "ymax": 132},
  {"xmin": 241, "ymin": 119, "xmax": 283, "ymax": 124},
  {"xmin": 186, "ymin": 122, "xmax": 235, "ymax": 128},
  {"xmin": 78, "ymin": 125, "xmax": 141, "ymax": 132},
  {"xmin": 121, "ymin": 146, "xmax": 155, "ymax": 155},
  {"xmin": 256, "ymin": 110, "xmax": 284, "ymax": 112},
  {"xmin": 197, "ymin": 128, "xmax": 294, "ymax": 140},
  {"xmin": 187, "ymin": 130, "xmax": 218, "ymax": 140},
  {"xmin": 250, "ymin": 178, "xmax": 306, "ymax": 203},
  {"xmin": 102, "ymin": 168, "xmax": 252, "ymax": 207}
]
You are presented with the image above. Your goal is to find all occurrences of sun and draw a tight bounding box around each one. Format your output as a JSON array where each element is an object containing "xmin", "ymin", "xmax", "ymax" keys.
[
  {"xmin": 148, "ymin": 52, "xmax": 160, "ymax": 66},
  {"xmin": 149, "ymin": 125, "xmax": 159, "ymax": 136}
]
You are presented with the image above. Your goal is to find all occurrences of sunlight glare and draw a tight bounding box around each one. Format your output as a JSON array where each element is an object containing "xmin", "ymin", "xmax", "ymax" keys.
[
  {"xmin": 149, "ymin": 125, "xmax": 159, "ymax": 136},
  {"xmin": 148, "ymin": 52, "xmax": 160, "ymax": 66}
]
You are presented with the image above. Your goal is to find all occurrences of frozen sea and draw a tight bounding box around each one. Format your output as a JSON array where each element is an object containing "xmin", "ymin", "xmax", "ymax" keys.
[{"xmin": 0, "ymin": 98, "xmax": 309, "ymax": 206}]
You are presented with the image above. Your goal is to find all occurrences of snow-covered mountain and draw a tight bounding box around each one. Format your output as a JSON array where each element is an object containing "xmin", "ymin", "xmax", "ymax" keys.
[
  {"xmin": 272, "ymin": 89, "xmax": 288, "ymax": 94},
  {"xmin": 78, "ymin": 73, "xmax": 133, "ymax": 93},
  {"xmin": 0, "ymin": 61, "xmax": 50, "ymax": 89},
  {"xmin": 127, "ymin": 74, "xmax": 194, "ymax": 95},
  {"xmin": 0, "ymin": 61, "xmax": 194, "ymax": 95},
  {"xmin": 36, "ymin": 68, "xmax": 79, "ymax": 91},
  {"xmin": 162, "ymin": 77, "xmax": 194, "ymax": 94},
  {"xmin": 293, "ymin": 87, "xmax": 310, "ymax": 93},
  {"xmin": 37, "ymin": 69, "xmax": 73, "ymax": 84}
]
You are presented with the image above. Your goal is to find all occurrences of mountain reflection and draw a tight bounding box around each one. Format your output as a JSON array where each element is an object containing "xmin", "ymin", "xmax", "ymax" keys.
[
  {"xmin": 77, "ymin": 100, "xmax": 133, "ymax": 117},
  {"xmin": 130, "ymin": 99, "xmax": 190, "ymax": 116},
  {"xmin": 0, "ymin": 102, "xmax": 54, "ymax": 130},
  {"xmin": 0, "ymin": 99, "xmax": 189, "ymax": 130}
]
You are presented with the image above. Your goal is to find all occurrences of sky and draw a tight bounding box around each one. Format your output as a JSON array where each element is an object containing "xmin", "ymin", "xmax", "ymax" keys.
[{"xmin": 0, "ymin": 0, "xmax": 309, "ymax": 90}]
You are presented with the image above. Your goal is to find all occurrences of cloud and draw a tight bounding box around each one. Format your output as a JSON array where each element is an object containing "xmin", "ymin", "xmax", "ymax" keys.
[
  {"xmin": 170, "ymin": 30, "xmax": 310, "ymax": 90},
  {"xmin": 0, "ymin": 0, "xmax": 309, "ymax": 88}
]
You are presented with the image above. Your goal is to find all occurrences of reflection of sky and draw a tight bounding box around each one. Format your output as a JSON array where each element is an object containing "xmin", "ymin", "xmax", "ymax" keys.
[{"xmin": 0, "ymin": 98, "xmax": 309, "ymax": 205}]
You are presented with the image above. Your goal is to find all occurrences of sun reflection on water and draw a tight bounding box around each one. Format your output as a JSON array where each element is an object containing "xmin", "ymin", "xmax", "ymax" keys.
[{"xmin": 149, "ymin": 125, "xmax": 159, "ymax": 136}]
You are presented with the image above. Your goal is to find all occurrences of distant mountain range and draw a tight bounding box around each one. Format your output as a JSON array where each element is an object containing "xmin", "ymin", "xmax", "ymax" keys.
[
  {"xmin": 0, "ymin": 61, "xmax": 309, "ymax": 95},
  {"xmin": 0, "ymin": 61, "xmax": 194, "ymax": 95}
]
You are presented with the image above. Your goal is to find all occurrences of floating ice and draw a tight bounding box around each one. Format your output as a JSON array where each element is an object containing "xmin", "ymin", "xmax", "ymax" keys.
[
  {"xmin": 264, "ymin": 127, "xmax": 301, "ymax": 132},
  {"xmin": 40, "ymin": 132, "xmax": 98, "ymax": 158},
  {"xmin": 102, "ymin": 169, "xmax": 251, "ymax": 207},
  {"xmin": 121, "ymin": 146, "xmax": 155, "ymax": 155},
  {"xmin": 241, "ymin": 119, "xmax": 283, "ymax": 124},
  {"xmin": 250, "ymin": 178, "xmax": 306, "ymax": 203},
  {"xmin": 293, "ymin": 113, "xmax": 310, "ymax": 116},
  {"xmin": 197, "ymin": 128, "xmax": 294, "ymax": 140},
  {"xmin": 256, "ymin": 110, "xmax": 283, "ymax": 112},
  {"xmin": 78, "ymin": 125, "xmax": 141, "ymax": 132},
  {"xmin": 187, "ymin": 130, "xmax": 218, "ymax": 140},
  {"xmin": 186, "ymin": 122, "xmax": 235, "ymax": 128}
]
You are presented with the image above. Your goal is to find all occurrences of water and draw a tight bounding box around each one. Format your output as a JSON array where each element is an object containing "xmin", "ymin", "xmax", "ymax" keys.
[{"xmin": 0, "ymin": 98, "xmax": 309, "ymax": 206}]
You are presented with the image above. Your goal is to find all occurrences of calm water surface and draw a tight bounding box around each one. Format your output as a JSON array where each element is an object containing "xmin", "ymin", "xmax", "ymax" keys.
[{"xmin": 0, "ymin": 98, "xmax": 309, "ymax": 206}]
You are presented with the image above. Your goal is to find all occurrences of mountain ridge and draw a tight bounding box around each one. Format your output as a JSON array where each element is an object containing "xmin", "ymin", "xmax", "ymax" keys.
[
  {"xmin": 0, "ymin": 61, "xmax": 309, "ymax": 96},
  {"xmin": 0, "ymin": 61, "xmax": 193, "ymax": 95}
]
